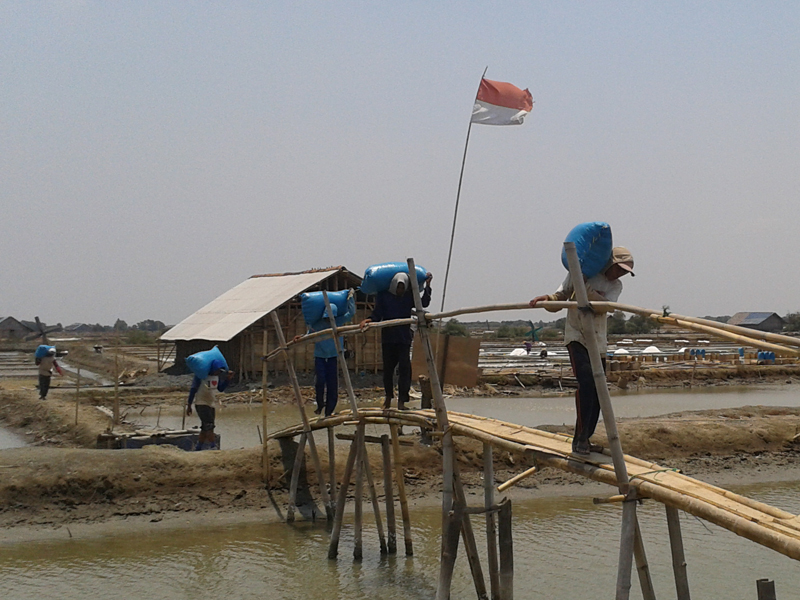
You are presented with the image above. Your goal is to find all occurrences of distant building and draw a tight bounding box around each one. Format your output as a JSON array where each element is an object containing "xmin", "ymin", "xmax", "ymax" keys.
[
  {"xmin": 0, "ymin": 317, "xmax": 32, "ymax": 339},
  {"xmin": 160, "ymin": 266, "xmax": 381, "ymax": 378},
  {"xmin": 727, "ymin": 312, "xmax": 785, "ymax": 333}
]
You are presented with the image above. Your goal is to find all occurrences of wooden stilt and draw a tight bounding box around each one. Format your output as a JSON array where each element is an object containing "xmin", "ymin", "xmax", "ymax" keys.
[
  {"xmin": 382, "ymin": 434, "xmax": 398, "ymax": 554},
  {"xmin": 484, "ymin": 443, "xmax": 500, "ymax": 600},
  {"xmin": 328, "ymin": 437, "xmax": 358, "ymax": 559},
  {"xmin": 286, "ymin": 433, "xmax": 307, "ymax": 523},
  {"xmin": 665, "ymin": 505, "xmax": 692, "ymax": 600},
  {"xmin": 564, "ymin": 243, "xmax": 636, "ymax": 600},
  {"xmin": 262, "ymin": 325, "xmax": 269, "ymax": 483},
  {"xmin": 354, "ymin": 421, "xmax": 365, "ymax": 561},
  {"xmin": 391, "ymin": 424, "xmax": 413, "ymax": 556},
  {"xmin": 633, "ymin": 515, "xmax": 657, "ymax": 600},
  {"xmin": 74, "ymin": 367, "xmax": 81, "ymax": 425},
  {"xmin": 498, "ymin": 499, "xmax": 513, "ymax": 600},
  {"xmin": 454, "ymin": 472, "xmax": 489, "ymax": 600},
  {"xmin": 438, "ymin": 501, "xmax": 464, "ymax": 600},
  {"xmin": 270, "ymin": 311, "xmax": 334, "ymax": 520},
  {"xmin": 113, "ymin": 339, "xmax": 120, "ymax": 428},
  {"xmin": 362, "ymin": 441, "xmax": 388, "ymax": 555},
  {"xmin": 328, "ymin": 426, "xmax": 336, "ymax": 501}
]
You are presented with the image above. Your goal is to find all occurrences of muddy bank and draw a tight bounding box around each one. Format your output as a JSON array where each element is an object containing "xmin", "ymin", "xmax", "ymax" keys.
[{"xmin": 3, "ymin": 382, "xmax": 800, "ymax": 537}]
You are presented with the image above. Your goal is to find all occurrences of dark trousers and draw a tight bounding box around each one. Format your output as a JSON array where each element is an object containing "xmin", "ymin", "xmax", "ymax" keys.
[
  {"xmin": 382, "ymin": 342, "xmax": 411, "ymax": 405},
  {"xmin": 567, "ymin": 342, "xmax": 606, "ymax": 449},
  {"xmin": 315, "ymin": 357, "xmax": 338, "ymax": 416},
  {"xmin": 38, "ymin": 375, "xmax": 51, "ymax": 399}
]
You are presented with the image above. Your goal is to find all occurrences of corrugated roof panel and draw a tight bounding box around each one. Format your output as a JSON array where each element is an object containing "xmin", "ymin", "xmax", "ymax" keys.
[{"xmin": 161, "ymin": 269, "xmax": 339, "ymax": 342}]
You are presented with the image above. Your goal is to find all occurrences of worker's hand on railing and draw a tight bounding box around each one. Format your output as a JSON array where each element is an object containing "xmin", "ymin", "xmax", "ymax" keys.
[
  {"xmin": 529, "ymin": 295, "xmax": 549, "ymax": 308},
  {"xmin": 359, "ymin": 318, "xmax": 372, "ymax": 330}
]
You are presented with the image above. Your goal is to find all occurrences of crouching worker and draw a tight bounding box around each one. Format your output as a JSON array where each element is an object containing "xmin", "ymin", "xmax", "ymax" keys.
[{"xmin": 186, "ymin": 359, "xmax": 233, "ymax": 450}]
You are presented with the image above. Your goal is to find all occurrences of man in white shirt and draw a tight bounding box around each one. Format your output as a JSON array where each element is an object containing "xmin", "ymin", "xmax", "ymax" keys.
[{"xmin": 530, "ymin": 247, "xmax": 635, "ymax": 456}]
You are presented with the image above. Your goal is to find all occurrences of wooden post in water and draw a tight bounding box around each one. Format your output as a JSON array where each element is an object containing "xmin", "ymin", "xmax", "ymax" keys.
[
  {"xmin": 381, "ymin": 434, "xmax": 397, "ymax": 554},
  {"xmin": 362, "ymin": 441, "xmax": 388, "ymax": 554},
  {"xmin": 74, "ymin": 367, "xmax": 81, "ymax": 425},
  {"xmin": 391, "ymin": 423, "xmax": 414, "ymax": 556},
  {"xmin": 406, "ymin": 257, "xmax": 457, "ymax": 600},
  {"xmin": 633, "ymin": 515, "xmax": 656, "ymax": 600},
  {"xmin": 498, "ymin": 499, "xmax": 513, "ymax": 600},
  {"xmin": 353, "ymin": 421, "xmax": 365, "ymax": 561},
  {"xmin": 484, "ymin": 443, "xmax": 501, "ymax": 600},
  {"xmin": 270, "ymin": 311, "xmax": 334, "ymax": 520},
  {"xmin": 328, "ymin": 427, "xmax": 336, "ymax": 501},
  {"xmin": 286, "ymin": 433, "xmax": 307, "ymax": 523},
  {"xmin": 665, "ymin": 505, "xmax": 692, "ymax": 600},
  {"xmin": 454, "ymin": 471, "xmax": 489, "ymax": 600},
  {"xmin": 563, "ymin": 242, "xmax": 636, "ymax": 600},
  {"xmin": 328, "ymin": 437, "xmax": 358, "ymax": 559}
]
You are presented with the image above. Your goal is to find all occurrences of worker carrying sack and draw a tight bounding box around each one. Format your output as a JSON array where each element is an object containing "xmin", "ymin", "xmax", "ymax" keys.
[
  {"xmin": 35, "ymin": 345, "xmax": 56, "ymax": 359},
  {"xmin": 300, "ymin": 290, "xmax": 354, "ymax": 325},
  {"xmin": 560, "ymin": 222, "xmax": 613, "ymax": 278},
  {"xmin": 186, "ymin": 346, "xmax": 229, "ymax": 379},
  {"xmin": 360, "ymin": 262, "xmax": 427, "ymax": 295}
]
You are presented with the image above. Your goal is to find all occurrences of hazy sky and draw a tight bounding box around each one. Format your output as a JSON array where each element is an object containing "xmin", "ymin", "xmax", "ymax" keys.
[{"xmin": 2, "ymin": 2, "xmax": 798, "ymax": 326}]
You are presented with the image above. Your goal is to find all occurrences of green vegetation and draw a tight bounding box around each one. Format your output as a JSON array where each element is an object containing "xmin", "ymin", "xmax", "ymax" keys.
[{"xmin": 443, "ymin": 319, "xmax": 469, "ymax": 337}]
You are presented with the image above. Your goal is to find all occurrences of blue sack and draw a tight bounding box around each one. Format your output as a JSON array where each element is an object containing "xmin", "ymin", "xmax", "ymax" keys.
[
  {"xmin": 360, "ymin": 262, "xmax": 427, "ymax": 295},
  {"xmin": 186, "ymin": 346, "xmax": 228, "ymax": 379},
  {"xmin": 35, "ymin": 345, "xmax": 56, "ymax": 359},
  {"xmin": 560, "ymin": 222, "xmax": 613, "ymax": 278},
  {"xmin": 300, "ymin": 290, "xmax": 352, "ymax": 325}
]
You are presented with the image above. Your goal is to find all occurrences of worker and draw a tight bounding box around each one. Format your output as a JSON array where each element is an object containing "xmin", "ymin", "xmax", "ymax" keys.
[
  {"xmin": 35, "ymin": 347, "xmax": 63, "ymax": 400},
  {"xmin": 186, "ymin": 359, "xmax": 233, "ymax": 450},
  {"xmin": 529, "ymin": 247, "xmax": 634, "ymax": 456},
  {"xmin": 360, "ymin": 271, "xmax": 433, "ymax": 410}
]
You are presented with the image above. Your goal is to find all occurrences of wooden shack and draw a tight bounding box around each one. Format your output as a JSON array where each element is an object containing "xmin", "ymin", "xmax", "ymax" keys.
[{"xmin": 160, "ymin": 266, "xmax": 385, "ymax": 379}]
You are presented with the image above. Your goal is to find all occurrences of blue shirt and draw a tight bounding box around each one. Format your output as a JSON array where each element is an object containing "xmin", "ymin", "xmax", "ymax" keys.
[{"xmin": 309, "ymin": 296, "xmax": 355, "ymax": 359}]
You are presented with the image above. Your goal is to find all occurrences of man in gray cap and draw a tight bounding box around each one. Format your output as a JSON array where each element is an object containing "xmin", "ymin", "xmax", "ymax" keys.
[{"xmin": 529, "ymin": 247, "xmax": 635, "ymax": 455}]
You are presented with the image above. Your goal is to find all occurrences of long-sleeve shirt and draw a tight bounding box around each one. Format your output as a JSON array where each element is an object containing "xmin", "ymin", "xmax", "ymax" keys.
[
  {"xmin": 370, "ymin": 285, "xmax": 431, "ymax": 345},
  {"xmin": 309, "ymin": 295, "xmax": 356, "ymax": 359}
]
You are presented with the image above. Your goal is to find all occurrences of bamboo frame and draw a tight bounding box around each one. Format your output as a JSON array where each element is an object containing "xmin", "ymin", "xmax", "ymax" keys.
[
  {"xmin": 328, "ymin": 437, "xmax": 358, "ymax": 559},
  {"xmin": 484, "ymin": 443, "xmax": 500, "ymax": 600},
  {"xmin": 382, "ymin": 434, "xmax": 397, "ymax": 554},
  {"xmin": 391, "ymin": 423, "xmax": 413, "ymax": 556}
]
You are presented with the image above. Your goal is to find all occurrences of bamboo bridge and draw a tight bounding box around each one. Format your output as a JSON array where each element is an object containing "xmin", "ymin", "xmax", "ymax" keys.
[{"xmin": 260, "ymin": 250, "xmax": 800, "ymax": 600}]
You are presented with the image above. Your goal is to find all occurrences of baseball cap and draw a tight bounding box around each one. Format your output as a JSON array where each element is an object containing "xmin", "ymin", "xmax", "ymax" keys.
[{"xmin": 610, "ymin": 247, "xmax": 635, "ymax": 276}]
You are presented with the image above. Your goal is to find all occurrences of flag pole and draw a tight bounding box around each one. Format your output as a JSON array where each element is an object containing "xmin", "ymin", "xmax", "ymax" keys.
[{"xmin": 440, "ymin": 67, "xmax": 488, "ymax": 314}]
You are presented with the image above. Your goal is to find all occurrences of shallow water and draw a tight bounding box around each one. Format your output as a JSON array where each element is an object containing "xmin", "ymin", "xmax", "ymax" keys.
[
  {"xmin": 1, "ymin": 482, "xmax": 798, "ymax": 599},
  {"xmin": 0, "ymin": 427, "xmax": 27, "ymax": 449},
  {"xmin": 134, "ymin": 384, "xmax": 800, "ymax": 450}
]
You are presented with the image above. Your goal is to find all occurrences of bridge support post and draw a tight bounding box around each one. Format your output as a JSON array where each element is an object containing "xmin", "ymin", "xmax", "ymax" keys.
[
  {"xmin": 666, "ymin": 505, "xmax": 691, "ymax": 600},
  {"xmin": 633, "ymin": 514, "xmax": 657, "ymax": 600},
  {"xmin": 563, "ymin": 243, "xmax": 636, "ymax": 600},
  {"xmin": 498, "ymin": 499, "xmax": 513, "ymax": 600},
  {"xmin": 328, "ymin": 436, "xmax": 358, "ymax": 559},
  {"xmin": 270, "ymin": 311, "xmax": 334, "ymax": 521},
  {"xmin": 286, "ymin": 433, "xmax": 307, "ymax": 523},
  {"xmin": 391, "ymin": 424, "xmax": 414, "ymax": 556},
  {"xmin": 484, "ymin": 443, "xmax": 501, "ymax": 600},
  {"xmin": 381, "ymin": 434, "xmax": 398, "ymax": 554},
  {"xmin": 353, "ymin": 421, "xmax": 365, "ymax": 560}
]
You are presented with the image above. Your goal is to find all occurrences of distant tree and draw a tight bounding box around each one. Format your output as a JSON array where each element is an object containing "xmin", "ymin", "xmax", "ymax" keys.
[
  {"xmin": 443, "ymin": 319, "xmax": 469, "ymax": 337},
  {"xmin": 625, "ymin": 315, "xmax": 659, "ymax": 334},
  {"xmin": 540, "ymin": 328, "xmax": 562, "ymax": 341},
  {"xmin": 113, "ymin": 319, "xmax": 128, "ymax": 332},
  {"xmin": 496, "ymin": 324, "xmax": 515, "ymax": 339},
  {"xmin": 784, "ymin": 312, "xmax": 800, "ymax": 332},
  {"xmin": 607, "ymin": 311, "xmax": 627, "ymax": 335},
  {"xmin": 91, "ymin": 323, "xmax": 105, "ymax": 333},
  {"xmin": 134, "ymin": 319, "xmax": 167, "ymax": 332}
]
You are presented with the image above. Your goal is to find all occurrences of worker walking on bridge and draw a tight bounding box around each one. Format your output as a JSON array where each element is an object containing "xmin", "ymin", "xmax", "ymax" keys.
[{"xmin": 530, "ymin": 247, "xmax": 635, "ymax": 456}]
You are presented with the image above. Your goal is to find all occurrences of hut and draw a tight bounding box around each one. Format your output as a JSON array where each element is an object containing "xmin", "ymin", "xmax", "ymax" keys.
[
  {"xmin": 0, "ymin": 317, "xmax": 31, "ymax": 340},
  {"xmin": 160, "ymin": 266, "xmax": 383, "ymax": 379},
  {"xmin": 727, "ymin": 312, "xmax": 785, "ymax": 333}
]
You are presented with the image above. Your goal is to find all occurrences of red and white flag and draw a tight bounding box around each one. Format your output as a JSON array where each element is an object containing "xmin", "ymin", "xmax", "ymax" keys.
[{"xmin": 471, "ymin": 78, "xmax": 534, "ymax": 126}]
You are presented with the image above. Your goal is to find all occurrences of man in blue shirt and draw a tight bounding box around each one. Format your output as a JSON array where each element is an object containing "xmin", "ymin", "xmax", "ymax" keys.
[{"xmin": 360, "ymin": 272, "xmax": 432, "ymax": 410}]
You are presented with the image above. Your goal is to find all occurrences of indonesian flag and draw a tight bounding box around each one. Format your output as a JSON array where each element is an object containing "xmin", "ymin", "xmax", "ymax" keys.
[{"xmin": 471, "ymin": 78, "xmax": 534, "ymax": 126}]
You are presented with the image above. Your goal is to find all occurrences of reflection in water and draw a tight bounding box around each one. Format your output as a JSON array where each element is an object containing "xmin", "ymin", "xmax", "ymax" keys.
[{"xmin": 2, "ymin": 483, "xmax": 800, "ymax": 599}]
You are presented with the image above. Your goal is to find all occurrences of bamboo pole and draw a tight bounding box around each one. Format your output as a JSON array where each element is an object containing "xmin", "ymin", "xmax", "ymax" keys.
[
  {"xmin": 391, "ymin": 424, "xmax": 413, "ymax": 556},
  {"xmin": 269, "ymin": 311, "xmax": 334, "ymax": 520},
  {"xmin": 322, "ymin": 290, "xmax": 360, "ymax": 414},
  {"xmin": 362, "ymin": 441, "xmax": 388, "ymax": 555},
  {"xmin": 74, "ymin": 366, "xmax": 81, "ymax": 425},
  {"xmin": 286, "ymin": 433, "xmax": 306, "ymax": 523},
  {"xmin": 666, "ymin": 505, "xmax": 692, "ymax": 600},
  {"xmin": 454, "ymin": 472, "xmax": 489, "ymax": 600},
  {"xmin": 328, "ymin": 427, "xmax": 336, "ymax": 501},
  {"xmin": 382, "ymin": 434, "xmax": 398, "ymax": 554},
  {"xmin": 484, "ymin": 443, "xmax": 500, "ymax": 600},
  {"xmin": 354, "ymin": 421, "xmax": 365, "ymax": 561},
  {"xmin": 328, "ymin": 437, "xmax": 358, "ymax": 559},
  {"xmin": 439, "ymin": 501, "xmax": 464, "ymax": 600},
  {"xmin": 633, "ymin": 516, "xmax": 657, "ymax": 600},
  {"xmin": 498, "ymin": 499, "xmax": 513, "ymax": 600},
  {"xmin": 497, "ymin": 466, "xmax": 538, "ymax": 493},
  {"xmin": 564, "ymin": 242, "xmax": 635, "ymax": 600},
  {"xmin": 268, "ymin": 320, "xmax": 274, "ymax": 488},
  {"xmin": 113, "ymin": 338, "xmax": 120, "ymax": 427}
]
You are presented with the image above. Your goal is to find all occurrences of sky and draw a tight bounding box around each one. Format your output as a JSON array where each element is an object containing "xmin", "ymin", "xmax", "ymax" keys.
[{"xmin": 2, "ymin": 1, "xmax": 798, "ymax": 327}]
